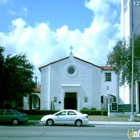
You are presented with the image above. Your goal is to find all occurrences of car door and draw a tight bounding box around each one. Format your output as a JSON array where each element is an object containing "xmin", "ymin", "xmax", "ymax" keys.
[
  {"xmin": 53, "ymin": 111, "xmax": 67, "ymax": 124},
  {"xmin": 66, "ymin": 111, "xmax": 77, "ymax": 124},
  {"xmin": 4, "ymin": 110, "xmax": 14, "ymax": 122}
]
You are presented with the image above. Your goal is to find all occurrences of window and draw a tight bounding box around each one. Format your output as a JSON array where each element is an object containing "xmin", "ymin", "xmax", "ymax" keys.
[
  {"xmin": 66, "ymin": 65, "xmax": 77, "ymax": 76},
  {"xmin": 5, "ymin": 110, "xmax": 14, "ymax": 115},
  {"xmin": 54, "ymin": 97, "xmax": 57, "ymax": 103},
  {"xmin": 101, "ymin": 96, "xmax": 103, "ymax": 104},
  {"xmin": 84, "ymin": 97, "xmax": 88, "ymax": 103},
  {"xmin": 68, "ymin": 111, "xmax": 77, "ymax": 115},
  {"xmin": 68, "ymin": 67, "xmax": 75, "ymax": 74},
  {"xmin": 57, "ymin": 111, "xmax": 66, "ymax": 116},
  {"xmin": 105, "ymin": 73, "xmax": 111, "ymax": 81},
  {"xmin": 107, "ymin": 86, "xmax": 109, "ymax": 90}
]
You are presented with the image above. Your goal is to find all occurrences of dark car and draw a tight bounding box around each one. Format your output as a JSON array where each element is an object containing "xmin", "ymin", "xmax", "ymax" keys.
[{"xmin": 0, "ymin": 109, "xmax": 28, "ymax": 125}]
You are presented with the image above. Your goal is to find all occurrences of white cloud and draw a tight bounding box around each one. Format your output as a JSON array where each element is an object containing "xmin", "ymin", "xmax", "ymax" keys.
[
  {"xmin": 6, "ymin": 5, "xmax": 28, "ymax": 16},
  {"xmin": 85, "ymin": 0, "xmax": 120, "ymax": 22},
  {"xmin": 0, "ymin": 0, "xmax": 8, "ymax": 4},
  {"xmin": 0, "ymin": 0, "xmax": 120, "ymax": 82},
  {"xmin": 7, "ymin": 8, "xmax": 16, "ymax": 15},
  {"xmin": 21, "ymin": 6, "xmax": 28, "ymax": 16}
]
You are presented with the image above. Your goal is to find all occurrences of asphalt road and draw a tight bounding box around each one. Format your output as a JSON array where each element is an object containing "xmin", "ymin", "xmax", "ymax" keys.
[{"xmin": 0, "ymin": 124, "xmax": 139, "ymax": 140}]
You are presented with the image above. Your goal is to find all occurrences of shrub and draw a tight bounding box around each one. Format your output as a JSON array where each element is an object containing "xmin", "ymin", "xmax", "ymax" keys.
[
  {"xmin": 101, "ymin": 110, "xmax": 108, "ymax": 116},
  {"xmin": 82, "ymin": 108, "xmax": 90, "ymax": 110},
  {"xmin": 91, "ymin": 108, "xmax": 96, "ymax": 110},
  {"xmin": 20, "ymin": 110, "xmax": 59, "ymax": 115},
  {"xmin": 80, "ymin": 110, "xmax": 101, "ymax": 115},
  {"xmin": 80, "ymin": 108, "xmax": 108, "ymax": 116},
  {"xmin": 81, "ymin": 107, "xmax": 96, "ymax": 111}
]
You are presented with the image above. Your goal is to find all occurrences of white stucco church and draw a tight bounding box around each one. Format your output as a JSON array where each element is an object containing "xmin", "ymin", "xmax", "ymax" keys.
[
  {"xmin": 23, "ymin": 50, "xmax": 119, "ymax": 111},
  {"xmin": 39, "ymin": 52, "xmax": 119, "ymax": 111}
]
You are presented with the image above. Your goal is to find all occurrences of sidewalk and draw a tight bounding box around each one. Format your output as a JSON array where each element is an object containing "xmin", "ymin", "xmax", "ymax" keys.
[
  {"xmin": 88, "ymin": 121, "xmax": 140, "ymax": 126},
  {"xmin": 28, "ymin": 120, "xmax": 140, "ymax": 126}
]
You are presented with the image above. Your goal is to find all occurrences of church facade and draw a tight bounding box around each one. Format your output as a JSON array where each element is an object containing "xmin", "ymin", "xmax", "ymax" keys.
[{"xmin": 28, "ymin": 54, "xmax": 118, "ymax": 111}]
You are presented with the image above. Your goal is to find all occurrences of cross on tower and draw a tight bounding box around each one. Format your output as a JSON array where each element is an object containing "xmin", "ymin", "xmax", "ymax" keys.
[{"xmin": 69, "ymin": 45, "xmax": 74, "ymax": 54}]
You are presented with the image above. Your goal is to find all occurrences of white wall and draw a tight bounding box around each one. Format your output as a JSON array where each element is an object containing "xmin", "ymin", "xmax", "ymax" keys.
[
  {"xmin": 100, "ymin": 70, "xmax": 119, "ymax": 109},
  {"xmin": 101, "ymin": 71, "xmax": 118, "ymax": 98},
  {"xmin": 121, "ymin": 0, "xmax": 140, "ymax": 38},
  {"xmin": 40, "ymin": 65, "xmax": 50, "ymax": 110},
  {"xmin": 40, "ymin": 55, "xmax": 101, "ymax": 110},
  {"xmin": 119, "ymin": 85, "xmax": 130, "ymax": 104},
  {"xmin": 120, "ymin": 0, "xmax": 140, "ymax": 105},
  {"xmin": 121, "ymin": 0, "xmax": 131, "ymax": 38}
]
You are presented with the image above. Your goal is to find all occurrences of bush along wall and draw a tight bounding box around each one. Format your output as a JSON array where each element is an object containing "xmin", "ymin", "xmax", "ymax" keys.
[
  {"xmin": 20, "ymin": 109, "xmax": 108, "ymax": 116},
  {"xmin": 80, "ymin": 109, "xmax": 108, "ymax": 116},
  {"xmin": 80, "ymin": 110, "xmax": 101, "ymax": 115},
  {"xmin": 20, "ymin": 110, "xmax": 59, "ymax": 115}
]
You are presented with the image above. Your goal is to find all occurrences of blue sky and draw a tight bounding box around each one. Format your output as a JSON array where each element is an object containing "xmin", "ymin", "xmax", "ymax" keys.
[
  {"xmin": 0, "ymin": 0, "xmax": 93, "ymax": 32},
  {"xmin": 0, "ymin": 0, "xmax": 121, "ymax": 81}
]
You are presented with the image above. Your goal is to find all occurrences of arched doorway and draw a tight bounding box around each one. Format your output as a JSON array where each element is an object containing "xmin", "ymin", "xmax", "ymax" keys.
[
  {"xmin": 29, "ymin": 94, "xmax": 40, "ymax": 110},
  {"xmin": 101, "ymin": 94, "xmax": 116, "ymax": 110}
]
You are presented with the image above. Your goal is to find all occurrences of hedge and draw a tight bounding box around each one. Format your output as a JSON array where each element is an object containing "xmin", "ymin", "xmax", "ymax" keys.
[
  {"xmin": 80, "ymin": 110, "xmax": 101, "ymax": 115},
  {"xmin": 80, "ymin": 110, "xmax": 108, "ymax": 116},
  {"xmin": 19, "ymin": 109, "xmax": 108, "ymax": 116},
  {"xmin": 19, "ymin": 110, "xmax": 59, "ymax": 115}
]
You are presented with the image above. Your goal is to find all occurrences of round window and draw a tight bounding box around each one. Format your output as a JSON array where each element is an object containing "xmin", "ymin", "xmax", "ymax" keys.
[
  {"xmin": 68, "ymin": 67, "xmax": 75, "ymax": 74},
  {"xmin": 66, "ymin": 65, "xmax": 77, "ymax": 76}
]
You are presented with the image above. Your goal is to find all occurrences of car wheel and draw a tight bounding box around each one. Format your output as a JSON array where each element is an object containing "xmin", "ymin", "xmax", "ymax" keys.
[
  {"xmin": 75, "ymin": 120, "xmax": 82, "ymax": 126},
  {"xmin": 46, "ymin": 119, "xmax": 54, "ymax": 126},
  {"xmin": 12, "ymin": 119, "xmax": 19, "ymax": 125}
]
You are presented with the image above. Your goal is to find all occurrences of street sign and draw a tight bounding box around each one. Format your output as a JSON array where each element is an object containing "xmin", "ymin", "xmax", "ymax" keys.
[
  {"xmin": 111, "ymin": 102, "xmax": 118, "ymax": 111},
  {"xmin": 110, "ymin": 104, "xmax": 136, "ymax": 112}
]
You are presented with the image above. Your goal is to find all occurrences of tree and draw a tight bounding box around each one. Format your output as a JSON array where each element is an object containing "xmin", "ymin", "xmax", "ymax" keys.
[
  {"xmin": 0, "ymin": 47, "xmax": 4, "ymax": 98},
  {"xmin": 0, "ymin": 46, "xmax": 36, "ymax": 108},
  {"xmin": 107, "ymin": 35, "xmax": 140, "ymax": 86}
]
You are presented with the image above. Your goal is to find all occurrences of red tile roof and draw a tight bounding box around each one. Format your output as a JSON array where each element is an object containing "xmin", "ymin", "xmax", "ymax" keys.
[
  {"xmin": 34, "ymin": 86, "xmax": 41, "ymax": 93},
  {"xmin": 101, "ymin": 66, "xmax": 114, "ymax": 70}
]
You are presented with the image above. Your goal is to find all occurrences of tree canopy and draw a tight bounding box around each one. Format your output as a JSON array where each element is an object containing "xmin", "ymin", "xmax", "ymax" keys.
[
  {"xmin": 107, "ymin": 35, "xmax": 140, "ymax": 86},
  {"xmin": 0, "ymin": 46, "xmax": 36, "ymax": 107}
]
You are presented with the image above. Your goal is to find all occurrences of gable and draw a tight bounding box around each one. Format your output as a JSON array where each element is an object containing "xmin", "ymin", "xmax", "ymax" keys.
[{"xmin": 39, "ymin": 56, "xmax": 113, "ymax": 71}]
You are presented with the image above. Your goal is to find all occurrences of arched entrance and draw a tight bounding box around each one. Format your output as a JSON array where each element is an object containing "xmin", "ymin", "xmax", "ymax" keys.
[
  {"xmin": 101, "ymin": 94, "xmax": 116, "ymax": 110},
  {"xmin": 29, "ymin": 94, "xmax": 40, "ymax": 110}
]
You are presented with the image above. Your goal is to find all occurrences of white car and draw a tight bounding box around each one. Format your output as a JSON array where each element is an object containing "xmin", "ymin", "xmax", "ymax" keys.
[{"xmin": 40, "ymin": 109, "xmax": 89, "ymax": 126}]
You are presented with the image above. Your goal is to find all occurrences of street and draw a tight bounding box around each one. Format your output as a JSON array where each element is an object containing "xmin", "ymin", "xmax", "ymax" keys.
[{"xmin": 0, "ymin": 124, "xmax": 139, "ymax": 140}]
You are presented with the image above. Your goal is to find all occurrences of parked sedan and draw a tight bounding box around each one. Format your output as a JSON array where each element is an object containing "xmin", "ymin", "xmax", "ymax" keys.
[
  {"xmin": 40, "ymin": 109, "xmax": 89, "ymax": 126},
  {"xmin": 0, "ymin": 109, "xmax": 28, "ymax": 125}
]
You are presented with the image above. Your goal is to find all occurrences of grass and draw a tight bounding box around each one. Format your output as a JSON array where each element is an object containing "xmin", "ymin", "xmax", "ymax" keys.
[
  {"xmin": 28, "ymin": 115, "xmax": 140, "ymax": 122},
  {"xmin": 28, "ymin": 115, "xmax": 43, "ymax": 120}
]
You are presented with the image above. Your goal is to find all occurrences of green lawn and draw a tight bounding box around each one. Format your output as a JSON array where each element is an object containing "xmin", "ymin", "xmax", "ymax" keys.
[
  {"xmin": 28, "ymin": 115, "xmax": 140, "ymax": 122},
  {"xmin": 28, "ymin": 115, "xmax": 43, "ymax": 120}
]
